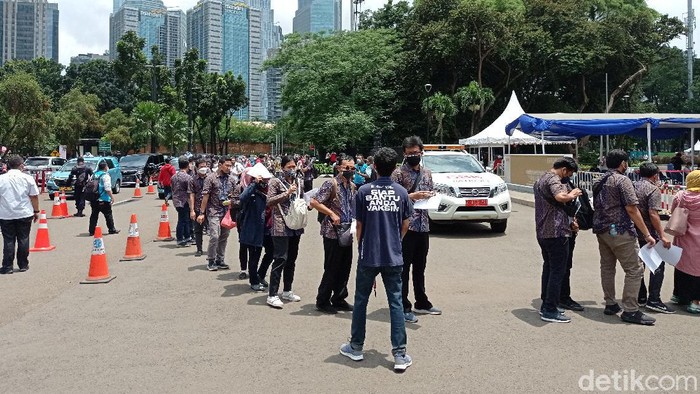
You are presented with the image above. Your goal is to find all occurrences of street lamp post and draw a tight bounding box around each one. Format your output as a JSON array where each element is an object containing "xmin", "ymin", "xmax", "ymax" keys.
[{"xmin": 424, "ymin": 83, "xmax": 432, "ymax": 143}]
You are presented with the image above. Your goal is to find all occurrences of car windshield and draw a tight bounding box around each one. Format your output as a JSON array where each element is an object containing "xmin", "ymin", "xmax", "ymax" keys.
[
  {"xmin": 59, "ymin": 161, "xmax": 78, "ymax": 172},
  {"xmin": 422, "ymin": 154, "xmax": 485, "ymax": 174},
  {"xmin": 25, "ymin": 158, "xmax": 50, "ymax": 167},
  {"xmin": 119, "ymin": 155, "xmax": 148, "ymax": 166}
]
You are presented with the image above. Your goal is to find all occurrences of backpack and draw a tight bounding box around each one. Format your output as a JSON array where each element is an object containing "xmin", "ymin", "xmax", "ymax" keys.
[
  {"xmin": 75, "ymin": 168, "xmax": 90, "ymax": 189},
  {"xmin": 83, "ymin": 174, "xmax": 104, "ymax": 202},
  {"xmin": 573, "ymin": 185, "xmax": 594, "ymax": 231},
  {"xmin": 278, "ymin": 180, "xmax": 308, "ymax": 230}
]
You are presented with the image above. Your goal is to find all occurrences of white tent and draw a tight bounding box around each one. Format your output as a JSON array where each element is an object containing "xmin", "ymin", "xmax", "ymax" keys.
[{"xmin": 684, "ymin": 140, "xmax": 700, "ymax": 153}]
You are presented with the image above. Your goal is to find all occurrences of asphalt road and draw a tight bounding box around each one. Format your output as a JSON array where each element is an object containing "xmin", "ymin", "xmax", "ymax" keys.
[{"xmin": 0, "ymin": 187, "xmax": 698, "ymax": 393}]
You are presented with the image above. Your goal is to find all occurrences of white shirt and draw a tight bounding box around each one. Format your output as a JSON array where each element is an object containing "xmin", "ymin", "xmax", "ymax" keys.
[{"xmin": 0, "ymin": 169, "xmax": 40, "ymax": 220}]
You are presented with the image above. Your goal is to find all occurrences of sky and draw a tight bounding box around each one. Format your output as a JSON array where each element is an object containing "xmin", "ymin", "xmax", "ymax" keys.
[
  {"xmin": 57, "ymin": 0, "xmax": 696, "ymax": 66},
  {"xmin": 57, "ymin": 0, "xmax": 397, "ymax": 65}
]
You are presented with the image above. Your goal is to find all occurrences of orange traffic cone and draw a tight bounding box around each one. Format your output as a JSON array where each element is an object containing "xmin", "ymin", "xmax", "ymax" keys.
[
  {"xmin": 121, "ymin": 214, "xmax": 146, "ymax": 261},
  {"xmin": 60, "ymin": 191, "xmax": 71, "ymax": 218},
  {"xmin": 80, "ymin": 227, "xmax": 116, "ymax": 284},
  {"xmin": 154, "ymin": 204, "xmax": 174, "ymax": 242},
  {"xmin": 146, "ymin": 177, "xmax": 156, "ymax": 195},
  {"xmin": 132, "ymin": 179, "xmax": 143, "ymax": 198},
  {"xmin": 50, "ymin": 192, "xmax": 66, "ymax": 219},
  {"xmin": 30, "ymin": 210, "xmax": 56, "ymax": 252}
]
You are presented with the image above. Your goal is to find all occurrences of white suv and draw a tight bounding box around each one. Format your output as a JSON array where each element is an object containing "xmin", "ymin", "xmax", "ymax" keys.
[{"xmin": 422, "ymin": 146, "xmax": 511, "ymax": 233}]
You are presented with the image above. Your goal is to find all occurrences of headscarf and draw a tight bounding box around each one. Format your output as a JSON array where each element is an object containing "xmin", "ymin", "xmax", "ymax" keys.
[{"xmin": 687, "ymin": 170, "xmax": 700, "ymax": 192}]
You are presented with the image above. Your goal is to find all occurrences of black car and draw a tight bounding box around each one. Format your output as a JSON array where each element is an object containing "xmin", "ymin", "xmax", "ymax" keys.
[{"xmin": 119, "ymin": 153, "xmax": 167, "ymax": 187}]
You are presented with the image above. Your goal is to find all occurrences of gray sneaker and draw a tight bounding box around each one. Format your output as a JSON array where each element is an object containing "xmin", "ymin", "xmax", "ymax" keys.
[
  {"xmin": 414, "ymin": 306, "xmax": 442, "ymax": 315},
  {"xmin": 404, "ymin": 311, "xmax": 419, "ymax": 323},
  {"xmin": 394, "ymin": 353, "xmax": 413, "ymax": 371},
  {"xmin": 250, "ymin": 284, "xmax": 265, "ymax": 292},
  {"xmin": 340, "ymin": 343, "xmax": 363, "ymax": 361}
]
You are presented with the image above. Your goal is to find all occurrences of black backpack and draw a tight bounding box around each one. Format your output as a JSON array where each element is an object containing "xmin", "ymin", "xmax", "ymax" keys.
[
  {"xmin": 83, "ymin": 174, "xmax": 103, "ymax": 202},
  {"xmin": 573, "ymin": 185, "xmax": 594, "ymax": 231},
  {"xmin": 75, "ymin": 168, "xmax": 90, "ymax": 189}
]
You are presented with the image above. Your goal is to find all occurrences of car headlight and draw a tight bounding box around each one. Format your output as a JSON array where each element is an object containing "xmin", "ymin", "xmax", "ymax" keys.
[
  {"xmin": 491, "ymin": 182, "xmax": 508, "ymax": 197},
  {"xmin": 434, "ymin": 183, "xmax": 457, "ymax": 198}
]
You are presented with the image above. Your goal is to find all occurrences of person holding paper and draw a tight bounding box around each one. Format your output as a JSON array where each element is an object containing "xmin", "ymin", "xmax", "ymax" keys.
[
  {"xmin": 633, "ymin": 163, "xmax": 674, "ymax": 314},
  {"xmin": 310, "ymin": 154, "xmax": 357, "ymax": 314},
  {"xmin": 534, "ymin": 157, "xmax": 582, "ymax": 323},
  {"xmin": 392, "ymin": 136, "xmax": 442, "ymax": 323},
  {"xmin": 593, "ymin": 150, "xmax": 657, "ymax": 326},
  {"xmin": 671, "ymin": 170, "xmax": 700, "ymax": 313}
]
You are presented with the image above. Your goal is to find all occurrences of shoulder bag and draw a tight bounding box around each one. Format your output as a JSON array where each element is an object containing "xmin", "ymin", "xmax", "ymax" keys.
[{"xmin": 665, "ymin": 192, "xmax": 689, "ymax": 237}]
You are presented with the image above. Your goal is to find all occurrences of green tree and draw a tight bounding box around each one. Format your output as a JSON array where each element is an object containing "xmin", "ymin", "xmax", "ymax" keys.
[
  {"xmin": 422, "ymin": 92, "xmax": 457, "ymax": 143},
  {"xmin": 102, "ymin": 108, "xmax": 135, "ymax": 154},
  {"xmin": 113, "ymin": 31, "xmax": 147, "ymax": 90},
  {"xmin": 0, "ymin": 72, "xmax": 52, "ymax": 149},
  {"xmin": 1, "ymin": 58, "xmax": 65, "ymax": 104},
  {"xmin": 131, "ymin": 101, "xmax": 163, "ymax": 153},
  {"xmin": 359, "ymin": 0, "xmax": 412, "ymax": 30},
  {"xmin": 174, "ymin": 49, "xmax": 209, "ymax": 151},
  {"xmin": 53, "ymin": 89, "xmax": 103, "ymax": 152},
  {"xmin": 64, "ymin": 59, "xmax": 135, "ymax": 113},
  {"xmin": 158, "ymin": 109, "xmax": 188, "ymax": 154},
  {"xmin": 198, "ymin": 72, "xmax": 247, "ymax": 154},
  {"xmin": 454, "ymin": 81, "xmax": 496, "ymax": 135}
]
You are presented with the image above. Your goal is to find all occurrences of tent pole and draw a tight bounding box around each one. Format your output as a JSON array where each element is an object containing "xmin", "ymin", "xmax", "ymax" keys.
[
  {"xmin": 599, "ymin": 136, "xmax": 603, "ymax": 161},
  {"xmin": 507, "ymin": 136, "xmax": 511, "ymax": 155},
  {"xmin": 646, "ymin": 123, "xmax": 652, "ymax": 163},
  {"xmin": 692, "ymin": 127, "xmax": 696, "ymax": 169},
  {"xmin": 606, "ymin": 135, "xmax": 610, "ymax": 153},
  {"xmin": 575, "ymin": 139, "xmax": 579, "ymax": 160},
  {"xmin": 541, "ymin": 132, "xmax": 546, "ymax": 154}
]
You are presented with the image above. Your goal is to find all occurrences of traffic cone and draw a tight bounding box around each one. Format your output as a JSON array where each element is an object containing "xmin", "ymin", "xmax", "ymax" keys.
[
  {"xmin": 60, "ymin": 191, "xmax": 71, "ymax": 218},
  {"xmin": 80, "ymin": 227, "xmax": 116, "ymax": 284},
  {"xmin": 121, "ymin": 214, "xmax": 146, "ymax": 261},
  {"xmin": 132, "ymin": 179, "xmax": 143, "ymax": 198},
  {"xmin": 146, "ymin": 177, "xmax": 156, "ymax": 195},
  {"xmin": 154, "ymin": 204, "xmax": 174, "ymax": 241},
  {"xmin": 50, "ymin": 192, "xmax": 65, "ymax": 219},
  {"xmin": 30, "ymin": 210, "xmax": 56, "ymax": 252}
]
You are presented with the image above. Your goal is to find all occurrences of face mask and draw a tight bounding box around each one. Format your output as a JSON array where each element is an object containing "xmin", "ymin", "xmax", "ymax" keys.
[
  {"xmin": 342, "ymin": 170, "xmax": 354, "ymax": 180},
  {"xmin": 405, "ymin": 155, "xmax": 421, "ymax": 166},
  {"xmin": 285, "ymin": 169, "xmax": 296, "ymax": 178},
  {"xmin": 560, "ymin": 177, "xmax": 570, "ymax": 184},
  {"xmin": 258, "ymin": 181, "xmax": 268, "ymax": 189},
  {"xmin": 198, "ymin": 168, "xmax": 208, "ymax": 175}
]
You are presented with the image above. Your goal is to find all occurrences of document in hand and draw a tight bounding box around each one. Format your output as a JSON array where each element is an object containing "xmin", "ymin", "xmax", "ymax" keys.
[
  {"xmin": 638, "ymin": 243, "xmax": 683, "ymax": 271},
  {"xmin": 413, "ymin": 195, "xmax": 441, "ymax": 210}
]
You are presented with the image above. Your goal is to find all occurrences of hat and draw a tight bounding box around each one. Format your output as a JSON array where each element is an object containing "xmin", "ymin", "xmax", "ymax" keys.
[{"xmin": 248, "ymin": 163, "xmax": 273, "ymax": 179}]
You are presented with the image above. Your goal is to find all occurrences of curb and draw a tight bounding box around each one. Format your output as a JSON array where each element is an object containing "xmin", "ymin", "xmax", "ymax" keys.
[{"xmin": 511, "ymin": 197, "xmax": 534, "ymax": 208}]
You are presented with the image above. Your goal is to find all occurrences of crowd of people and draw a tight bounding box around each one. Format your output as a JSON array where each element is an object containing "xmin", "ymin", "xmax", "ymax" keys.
[{"xmin": 535, "ymin": 150, "xmax": 700, "ymax": 324}]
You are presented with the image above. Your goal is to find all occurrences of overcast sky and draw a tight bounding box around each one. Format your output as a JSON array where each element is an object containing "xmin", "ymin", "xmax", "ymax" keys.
[{"xmin": 57, "ymin": 0, "xmax": 693, "ymax": 65}]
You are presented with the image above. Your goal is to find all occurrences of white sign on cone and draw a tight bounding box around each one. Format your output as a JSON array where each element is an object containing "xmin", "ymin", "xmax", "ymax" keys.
[
  {"xmin": 92, "ymin": 238, "xmax": 105, "ymax": 255},
  {"xmin": 129, "ymin": 222, "xmax": 139, "ymax": 237}
]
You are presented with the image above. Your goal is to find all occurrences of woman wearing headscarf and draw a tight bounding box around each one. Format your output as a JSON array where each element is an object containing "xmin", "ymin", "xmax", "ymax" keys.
[{"xmin": 671, "ymin": 170, "xmax": 700, "ymax": 313}]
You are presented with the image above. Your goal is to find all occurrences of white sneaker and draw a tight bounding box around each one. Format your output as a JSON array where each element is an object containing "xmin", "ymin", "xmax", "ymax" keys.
[
  {"xmin": 267, "ymin": 296, "xmax": 283, "ymax": 309},
  {"xmin": 281, "ymin": 291, "xmax": 301, "ymax": 302}
]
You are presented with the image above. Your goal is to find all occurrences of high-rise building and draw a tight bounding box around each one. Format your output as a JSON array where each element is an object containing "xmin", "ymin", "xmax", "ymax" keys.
[
  {"xmin": 188, "ymin": 0, "xmax": 268, "ymax": 120},
  {"xmin": 70, "ymin": 52, "xmax": 110, "ymax": 66},
  {"xmin": 0, "ymin": 0, "xmax": 59, "ymax": 65},
  {"xmin": 293, "ymin": 0, "xmax": 341, "ymax": 34},
  {"xmin": 109, "ymin": 0, "xmax": 185, "ymax": 67},
  {"xmin": 266, "ymin": 46, "xmax": 283, "ymax": 123},
  {"xmin": 113, "ymin": 0, "xmax": 125, "ymax": 12}
]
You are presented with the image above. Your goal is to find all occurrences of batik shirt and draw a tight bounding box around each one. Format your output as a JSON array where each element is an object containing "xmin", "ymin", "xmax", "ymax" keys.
[
  {"xmin": 188, "ymin": 174, "xmax": 207, "ymax": 215},
  {"xmin": 633, "ymin": 179, "xmax": 662, "ymax": 240},
  {"xmin": 391, "ymin": 163, "xmax": 434, "ymax": 233},
  {"xmin": 171, "ymin": 171, "xmax": 192, "ymax": 209},
  {"xmin": 592, "ymin": 171, "xmax": 639, "ymax": 236},
  {"xmin": 267, "ymin": 177, "xmax": 304, "ymax": 237},
  {"xmin": 534, "ymin": 172, "xmax": 572, "ymax": 239},
  {"xmin": 315, "ymin": 174, "xmax": 355, "ymax": 239},
  {"xmin": 202, "ymin": 171, "xmax": 236, "ymax": 218}
]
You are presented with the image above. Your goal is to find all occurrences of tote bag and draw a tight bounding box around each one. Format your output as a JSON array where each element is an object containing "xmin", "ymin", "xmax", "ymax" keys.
[
  {"xmin": 221, "ymin": 207, "xmax": 236, "ymax": 229},
  {"xmin": 664, "ymin": 192, "xmax": 688, "ymax": 237}
]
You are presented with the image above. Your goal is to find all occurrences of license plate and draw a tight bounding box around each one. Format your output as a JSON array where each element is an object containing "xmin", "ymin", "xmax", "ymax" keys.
[
  {"xmin": 59, "ymin": 186, "xmax": 73, "ymax": 191},
  {"xmin": 466, "ymin": 199, "xmax": 487, "ymax": 207}
]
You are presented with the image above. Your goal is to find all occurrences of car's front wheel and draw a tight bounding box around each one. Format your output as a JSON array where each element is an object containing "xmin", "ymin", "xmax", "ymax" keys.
[
  {"xmin": 112, "ymin": 180, "xmax": 121, "ymax": 194},
  {"xmin": 490, "ymin": 220, "xmax": 507, "ymax": 233}
]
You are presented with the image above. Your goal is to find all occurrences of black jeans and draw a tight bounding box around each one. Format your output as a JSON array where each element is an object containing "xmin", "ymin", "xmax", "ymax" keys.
[
  {"xmin": 74, "ymin": 189, "xmax": 86, "ymax": 213},
  {"xmin": 558, "ymin": 234, "xmax": 577, "ymax": 302},
  {"xmin": 538, "ymin": 237, "xmax": 570, "ymax": 313},
  {"xmin": 241, "ymin": 243, "xmax": 262, "ymax": 285},
  {"xmin": 193, "ymin": 214, "xmax": 205, "ymax": 252},
  {"xmin": 637, "ymin": 238, "xmax": 665, "ymax": 302},
  {"xmin": 401, "ymin": 230, "xmax": 433, "ymax": 312},
  {"xmin": 0, "ymin": 216, "xmax": 33, "ymax": 271},
  {"xmin": 269, "ymin": 235, "xmax": 301, "ymax": 296},
  {"xmin": 257, "ymin": 234, "xmax": 274, "ymax": 280},
  {"xmin": 239, "ymin": 243, "xmax": 249, "ymax": 271},
  {"xmin": 89, "ymin": 201, "xmax": 116, "ymax": 235},
  {"xmin": 175, "ymin": 204, "xmax": 192, "ymax": 243},
  {"xmin": 316, "ymin": 237, "xmax": 353, "ymax": 306}
]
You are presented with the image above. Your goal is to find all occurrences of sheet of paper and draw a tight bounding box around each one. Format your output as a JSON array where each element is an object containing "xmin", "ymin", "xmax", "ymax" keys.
[
  {"xmin": 653, "ymin": 243, "xmax": 683, "ymax": 266},
  {"xmin": 303, "ymin": 188, "xmax": 319, "ymax": 206},
  {"xmin": 638, "ymin": 243, "xmax": 662, "ymax": 271},
  {"xmin": 414, "ymin": 195, "xmax": 441, "ymax": 210}
]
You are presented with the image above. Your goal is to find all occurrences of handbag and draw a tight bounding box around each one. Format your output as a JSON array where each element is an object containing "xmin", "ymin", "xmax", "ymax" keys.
[
  {"xmin": 665, "ymin": 192, "xmax": 688, "ymax": 237},
  {"xmin": 335, "ymin": 222, "xmax": 353, "ymax": 247},
  {"xmin": 221, "ymin": 207, "xmax": 236, "ymax": 229},
  {"xmin": 278, "ymin": 179, "xmax": 308, "ymax": 230}
]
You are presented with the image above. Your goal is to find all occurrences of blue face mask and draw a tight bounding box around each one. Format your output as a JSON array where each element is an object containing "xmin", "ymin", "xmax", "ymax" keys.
[{"xmin": 285, "ymin": 169, "xmax": 296, "ymax": 178}]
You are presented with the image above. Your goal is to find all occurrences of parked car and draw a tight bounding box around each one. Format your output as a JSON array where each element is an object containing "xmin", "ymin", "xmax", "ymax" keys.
[
  {"xmin": 24, "ymin": 156, "xmax": 66, "ymax": 186},
  {"xmin": 119, "ymin": 153, "xmax": 167, "ymax": 187},
  {"xmin": 46, "ymin": 156, "xmax": 123, "ymax": 196}
]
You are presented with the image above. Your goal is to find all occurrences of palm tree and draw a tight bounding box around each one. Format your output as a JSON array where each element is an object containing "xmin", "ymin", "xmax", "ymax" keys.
[
  {"xmin": 422, "ymin": 92, "xmax": 457, "ymax": 144},
  {"xmin": 158, "ymin": 109, "xmax": 189, "ymax": 155},
  {"xmin": 131, "ymin": 101, "xmax": 163, "ymax": 153},
  {"xmin": 454, "ymin": 81, "xmax": 495, "ymax": 136}
]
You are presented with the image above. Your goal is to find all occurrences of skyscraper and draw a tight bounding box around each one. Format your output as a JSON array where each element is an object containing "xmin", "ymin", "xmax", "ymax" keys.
[
  {"xmin": 0, "ymin": 0, "xmax": 59, "ymax": 65},
  {"xmin": 188, "ymin": 0, "xmax": 269, "ymax": 120},
  {"xmin": 293, "ymin": 0, "xmax": 342, "ymax": 34},
  {"xmin": 109, "ymin": 0, "xmax": 185, "ymax": 67}
]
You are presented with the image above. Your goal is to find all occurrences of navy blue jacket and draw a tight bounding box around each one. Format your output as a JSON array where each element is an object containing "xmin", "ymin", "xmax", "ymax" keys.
[{"xmin": 238, "ymin": 183, "xmax": 267, "ymax": 247}]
